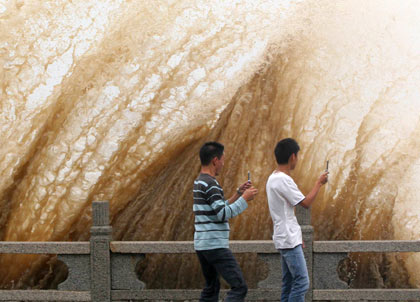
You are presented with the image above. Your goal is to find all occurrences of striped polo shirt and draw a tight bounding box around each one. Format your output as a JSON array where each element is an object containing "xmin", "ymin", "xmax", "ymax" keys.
[{"xmin": 193, "ymin": 173, "xmax": 248, "ymax": 251}]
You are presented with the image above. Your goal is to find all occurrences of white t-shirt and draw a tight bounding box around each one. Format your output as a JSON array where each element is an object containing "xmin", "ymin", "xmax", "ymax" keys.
[{"xmin": 266, "ymin": 171, "xmax": 305, "ymax": 249}]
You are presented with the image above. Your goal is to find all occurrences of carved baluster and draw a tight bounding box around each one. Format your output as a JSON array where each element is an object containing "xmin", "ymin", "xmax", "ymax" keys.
[
  {"xmin": 313, "ymin": 252, "xmax": 349, "ymax": 289},
  {"xmin": 111, "ymin": 254, "xmax": 146, "ymax": 290},
  {"xmin": 57, "ymin": 254, "xmax": 90, "ymax": 291}
]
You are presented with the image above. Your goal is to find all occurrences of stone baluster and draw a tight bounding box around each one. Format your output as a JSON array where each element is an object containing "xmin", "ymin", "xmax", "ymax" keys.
[{"xmin": 90, "ymin": 201, "xmax": 112, "ymax": 302}]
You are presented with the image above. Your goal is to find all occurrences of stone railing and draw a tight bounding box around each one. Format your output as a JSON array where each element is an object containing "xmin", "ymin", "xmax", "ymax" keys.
[{"xmin": 0, "ymin": 201, "xmax": 419, "ymax": 301}]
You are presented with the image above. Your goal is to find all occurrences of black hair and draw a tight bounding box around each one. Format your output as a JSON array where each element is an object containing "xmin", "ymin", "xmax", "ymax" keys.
[
  {"xmin": 199, "ymin": 142, "xmax": 224, "ymax": 165},
  {"xmin": 274, "ymin": 138, "xmax": 300, "ymax": 164}
]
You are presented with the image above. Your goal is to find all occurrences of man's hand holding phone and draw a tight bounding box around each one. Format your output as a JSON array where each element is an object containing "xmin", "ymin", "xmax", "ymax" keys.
[
  {"xmin": 318, "ymin": 171, "xmax": 329, "ymax": 185},
  {"xmin": 237, "ymin": 171, "xmax": 257, "ymax": 201},
  {"xmin": 318, "ymin": 160, "xmax": 329, "ymax": 186},
  {"xmin": 237, "ymin": 180, "xmax": 251, "ymax": 194},
  {"xmin": 242, "ymin": 186, "xmax": 258, "ymax": 201}
]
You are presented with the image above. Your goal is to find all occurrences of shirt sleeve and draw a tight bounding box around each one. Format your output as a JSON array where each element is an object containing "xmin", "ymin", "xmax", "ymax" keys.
[
  {"xmin": 278, "ymin": 177, "xmax": 305, "ymax": 207},
  {"xmin": 206, "ymin": 183, "xmax": 248, "ymax": 221}
]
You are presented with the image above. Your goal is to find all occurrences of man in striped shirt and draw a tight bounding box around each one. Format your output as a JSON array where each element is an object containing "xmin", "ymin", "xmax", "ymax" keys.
[{"xmin": 193, "ymin": 141, "xmax": 258, "ymax": 302}]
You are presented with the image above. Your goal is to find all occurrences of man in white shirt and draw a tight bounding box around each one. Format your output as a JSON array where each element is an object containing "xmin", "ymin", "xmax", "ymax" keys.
[{"xmin": 266, "ymin": 138, "xmax": 328, "ymax": 302}]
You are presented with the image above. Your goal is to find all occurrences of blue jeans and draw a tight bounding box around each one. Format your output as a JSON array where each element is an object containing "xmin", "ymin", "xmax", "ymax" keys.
[
  {"xmin": 279, "ymin": 244, "xmax": 309, "ymax": 302},
  {"xmin": 196, "ymin": 248, "xmax": 248, "ymax": 302}
]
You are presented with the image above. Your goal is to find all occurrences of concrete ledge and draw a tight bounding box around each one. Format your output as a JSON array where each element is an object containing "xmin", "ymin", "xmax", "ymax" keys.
[
  {"xmin": 0, "ymin": 242, "xmax": 90, "ymax": 254},
  {"xmin": 314, "ymin": 240, "xmax": 420, "ymax": 253},
  {"xmin": 1, "ymin": 289, "xmax": 419, "ymax": 301},
  {"xmin": 112, "ymin": 289, "xmax": 283, "ymax": 300},
  {"xmin": 230, "ymin": 241, "xmax": 277, "ymax": 253},
  {"xmin": 111, "ymin": 240, "xmax": 277, "ymax": 254},
  {"xmin": 111, "ymin": 241, "xmax": 194, "ymax": 254},
  {"xmin": 3, "ymin": 240, "xmax": 417, "ymax": 255},
  {"xmin": 313, "ymin": 289, "xmax": 420, "ymax": 300},
  {"xmin": 0, "ymin": 290, "xmax": 90, "ymax": 301}
]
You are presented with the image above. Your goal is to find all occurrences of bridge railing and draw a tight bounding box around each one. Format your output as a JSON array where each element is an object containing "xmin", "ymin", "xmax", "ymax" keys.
[{"xmin": 0, "ymin": 201, "xmax": 419, "ymax": 301}]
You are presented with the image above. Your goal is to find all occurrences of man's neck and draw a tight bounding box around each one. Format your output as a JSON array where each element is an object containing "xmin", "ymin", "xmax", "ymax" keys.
[
  {"xmin": 276, "ymin": 164, "xmax": 291, "ymax": 176},
  {"xmin": 201, "ymin": 166, "xmax": 216, "ymax": 177}
]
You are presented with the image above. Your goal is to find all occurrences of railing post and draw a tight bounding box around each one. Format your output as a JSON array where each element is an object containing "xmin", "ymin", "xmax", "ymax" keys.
[
  {"xmin": 296, "ymin": 206, "xmax": 314, "ymax": 302},
  {"xmin": 90, "ymin": 201, "xmax": 112, "ymax": 302}
]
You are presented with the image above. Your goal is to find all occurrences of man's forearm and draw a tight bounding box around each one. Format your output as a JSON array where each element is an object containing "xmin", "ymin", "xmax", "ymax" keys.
[
  {"xmin": 300, "ymin": 182, "xmax": 322, "ymax": 208},
  {"xmin": 228, "ymin": 192, "xmax": 241, "ymax": 204}
]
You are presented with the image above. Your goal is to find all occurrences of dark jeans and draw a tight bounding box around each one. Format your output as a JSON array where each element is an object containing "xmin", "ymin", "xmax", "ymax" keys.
[{"xmin": 196, "ymin": 248, "xmax": 248, "ymax": 302}]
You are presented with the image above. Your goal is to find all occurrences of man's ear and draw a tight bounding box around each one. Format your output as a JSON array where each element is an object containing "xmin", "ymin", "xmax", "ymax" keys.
[
  {"xmin": 211, "ymin": 156, "xmax": 218, "ymax": 166},
  {"xmin": 289, "ymin": 153, "xmax": 295, "ymax": 163}
]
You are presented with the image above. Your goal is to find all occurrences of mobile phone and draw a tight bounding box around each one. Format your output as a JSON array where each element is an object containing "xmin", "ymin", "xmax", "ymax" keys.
[
  {"xmin": 248, "ymin": 171, "xmax": 251, "ymax": 182},
  {"xmin": 325, "ymin": 160, "xmax": 329, "ymax": 172}
]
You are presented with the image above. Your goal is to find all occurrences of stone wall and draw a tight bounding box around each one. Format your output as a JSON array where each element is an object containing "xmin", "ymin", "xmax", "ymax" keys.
[{"xmin": 0, "ymin": 201, "xmax": 419, "ymax": 302}]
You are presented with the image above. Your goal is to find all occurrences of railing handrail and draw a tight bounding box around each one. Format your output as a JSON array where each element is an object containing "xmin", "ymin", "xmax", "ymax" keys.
[
  {"xmin": 0, "ymin": 242, "xmax": 90, "ymax": 254},
  {"xmin": 314, "ymin": 240, "xmax": 420, "ymax": 252},
  {"xmin": 110, "ymin": 240, "xmax": 278, "ymax": 253},
  {"xmin": 1, "ymin": 240, "xmax": 419, "ymax": 254}
]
